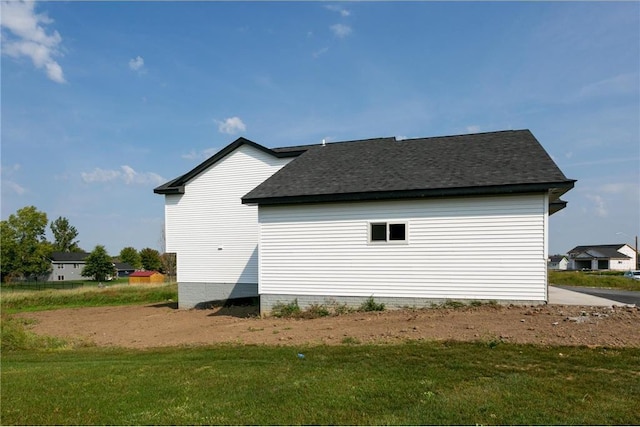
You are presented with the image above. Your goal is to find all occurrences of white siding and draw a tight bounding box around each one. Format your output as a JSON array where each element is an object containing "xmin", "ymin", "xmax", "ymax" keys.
[
  {"xmin": 613, "ymin": 244, "xmax": 637, "ymax": 271},
  {"xmin": 164, "ymin": 145, "xmax": 292, "ymax": 284},
  {"xmin": 259, "ymin": 194, "xmax": 549, "ymax": 302}
]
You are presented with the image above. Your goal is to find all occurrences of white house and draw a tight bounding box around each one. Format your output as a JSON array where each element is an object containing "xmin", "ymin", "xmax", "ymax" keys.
[
  {"xmin": 154, "ymin": 138, "xmax": 305, "ymax": 308},
  {"xmin": 548, "ymin": 255, "xmax": 569, "ymax": 270},
  {"xmin": 156, "ymin": 130, "xmax": 575, "ymax": 311},
  {"xmin": 567, "ymin": 244, "xmax": 637, "ymax": 271}
]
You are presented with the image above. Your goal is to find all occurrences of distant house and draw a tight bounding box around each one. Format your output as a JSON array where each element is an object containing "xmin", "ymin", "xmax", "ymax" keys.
[
  {"xmin": 48, "ymin": 252, "xmax": 91, "ymax": 281},
  {"xmin": 115, "ymin": 262, "xmax": 136, "ymax": 278},
  {"xmin": 129, "ymin": 271, "xmax": 165, "ymax": 285},
  {"xmin": 567, "ymin": 244, "xmax": 637, "ymax": 271},
  {"xmin": 155, "ymin": 129, "xmax": 575, "ymax": 311},
  {"xmin": 548, "ymin": 255, "xmax": 568, "ymax": 270}
]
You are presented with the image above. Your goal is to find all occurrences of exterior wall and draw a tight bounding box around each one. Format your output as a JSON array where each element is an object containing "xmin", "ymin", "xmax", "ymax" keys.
[
  {"xmin": 164, "ymin": 144, "xmax": 292, "ymax": 308},
  {"xmin": 48, "ymin": 262, "xmax": 90, "ymax": 281},
  {"xmin": 548, "ymin": 258, "xmax": 568, "ymax": 270},
  {"xmin": 179, "ymin": 282, "xmax": 258, "ymax": 308},
  {"xmin": 616, "ymin": 245, "xmax": 637, "ymax": 271},
  {"xmin": 258, "ymin": 194, "xmax": 549, "ymax": 312}
]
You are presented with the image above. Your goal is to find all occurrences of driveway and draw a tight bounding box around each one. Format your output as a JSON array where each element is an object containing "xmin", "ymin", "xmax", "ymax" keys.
[{"xmin": 552, "ymin": 285, "xmax": 640, "ymax": 306}]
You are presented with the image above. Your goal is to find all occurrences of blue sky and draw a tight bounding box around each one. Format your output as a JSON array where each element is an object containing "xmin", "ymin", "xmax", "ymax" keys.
[{"xmin": 1, "ymin": 1, "xmax": 639, "ymax": 256}]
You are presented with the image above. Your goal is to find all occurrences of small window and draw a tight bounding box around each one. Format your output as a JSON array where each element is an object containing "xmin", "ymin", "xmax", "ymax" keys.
[
  {"xmin": 369, "ymin": 222, "xmax": 407, "ymax": 243},
  {"xmin": 389, "ymin": 223, "xmax": 406, "ymax": 241},
  {"xmin": 370, "ymin": 223, "xmax": 387, "ymax": 241}
]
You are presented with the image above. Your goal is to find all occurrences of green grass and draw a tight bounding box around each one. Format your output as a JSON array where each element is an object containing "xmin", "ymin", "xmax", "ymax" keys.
[
  {"xmin": 0, "ymin": 282, "xmax": 177, "ymax": 313},
  {"xmin": 549, "ymin": 270, "xmax": 640, "ymax": 291},
  {"xmin": 2, "ymin": 342, "xmax": 638, "ymax": 425}
]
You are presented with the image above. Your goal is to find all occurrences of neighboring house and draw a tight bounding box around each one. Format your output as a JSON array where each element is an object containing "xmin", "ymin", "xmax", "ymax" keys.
[
  {"xmin": 48, "ymin": 252, "xmax": 91, "ymax": 281},
  {"xmin": 567, "ymin": 244, "xmax": 637, "ymax": 271},
  {"xmin": 115, "ymin": 262, "xmax": 136, "ymax": 278},
  {"xmin": 128, "ymin": 271, "xmax": 165, "ymax": 285},
  {"xmin": 548, "ymin": 255, "xmax": 569, "ymax": 270},
  {"xmin": 155, "ymin": 129, "xmax": 575, "ymax": 311}
]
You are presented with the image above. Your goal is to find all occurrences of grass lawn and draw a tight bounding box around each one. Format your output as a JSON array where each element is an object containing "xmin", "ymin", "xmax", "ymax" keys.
[
  {"xmin": 0, "ymin": 282, "xmax": 177, "ymax": 314},
  {"xmin": 2, "ymin": 342, "xmax": 639, "ymax": 425},
  {"xmin": 549, "ymin": 270, "xmax": 640, "ymax": 291},
  {"xmin": 1, "ymin": 278, "xmax": 639, "ymax": 425}
]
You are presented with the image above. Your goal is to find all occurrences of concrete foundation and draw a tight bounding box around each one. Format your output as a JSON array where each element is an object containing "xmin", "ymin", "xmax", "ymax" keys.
[{"xmin": 178, "ymin": 282, "xmax": 258, "ymax": 309}]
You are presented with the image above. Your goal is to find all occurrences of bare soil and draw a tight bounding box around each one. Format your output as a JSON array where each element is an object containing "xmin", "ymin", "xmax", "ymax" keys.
[{"xmin": 17, "ymin": 302, "xmax": 640, "ymax": 349}]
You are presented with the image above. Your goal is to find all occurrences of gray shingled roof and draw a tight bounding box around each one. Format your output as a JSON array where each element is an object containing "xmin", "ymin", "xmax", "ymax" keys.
[
  {"xmin": 568, "ymin": 244, "xmax": 631, "ymax": 259},
  {"xmin": 50, "ymin": 252, "xmax": 90, "ymax": 262},
  {"xmin": 242, "ymin": 130, "xmax": 575, "ymax": 207}
]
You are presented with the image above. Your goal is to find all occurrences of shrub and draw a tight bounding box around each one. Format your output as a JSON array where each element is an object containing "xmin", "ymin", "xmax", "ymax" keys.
[
  {"xmin": 270, "ymin": 299, "xmax": 301, "ymax": 318},
  {"xmin": 301, "ymin": 303, "xmax": 331, "ymax": 319},
  {"xmin": 359, "ymin": 296, "xmax": 385, "ymax": 312}
]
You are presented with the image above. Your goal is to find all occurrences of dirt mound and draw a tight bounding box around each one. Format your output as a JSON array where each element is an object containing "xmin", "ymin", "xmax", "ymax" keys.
[{"xmin": 16, "ymin": 302, "xmax": 640, "ymax": 349}]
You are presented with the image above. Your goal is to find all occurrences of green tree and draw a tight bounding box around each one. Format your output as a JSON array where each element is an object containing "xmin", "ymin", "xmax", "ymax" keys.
[
  {"xmin": 139, "ymin": 247, "xmax": 162, "ymax": 271},
  {"xmin": 50, "ymin": 216, "xmax": 81, "ymax": 252},
  {"xmin": 119, "ymin": 246, "xmax": 141, "ymax": 269},
  {"xmin": 0, "ymin": 206, "xmax": 52, "ymax": 281},
  {"xmin": 82, "ymin": 245, "xmax": 116, "ymax": 281}
]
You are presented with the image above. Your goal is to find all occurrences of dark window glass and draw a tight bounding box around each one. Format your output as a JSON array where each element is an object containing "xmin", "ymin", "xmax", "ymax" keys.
[
  {"xmin": 371, "ymin": 223, "xmax": 387, "ymax": 241},
  {"xmin": 389, "ymin": 223, "xmax": 406, "ymax": 241}
]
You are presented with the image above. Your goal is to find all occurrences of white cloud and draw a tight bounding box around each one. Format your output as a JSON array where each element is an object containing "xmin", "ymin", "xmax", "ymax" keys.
[
  {"xmin": 312, "ymin": 46, "xmax": 329, "ymax": 59},
  {"xmin": 578, "ymin": 73, "xmax": 638, "ymax": 99},
  {"xmin": 129, "ymin": 55, "xmax": 145, "ymax": 72},
  {"xmin": 0, "ymin": 163, "xmax": 26, "ymax": 194},
  {"xmin": 181, "ymin": 147, "xmax": 218, "ymax": 161},
  {"xmin": 330, "ymin": 23, "xmax": 352, "ymax": 38},
  {"xmin": 466, "ymin": 125, "xmax": 481, "ymax": 134},
  {"xmin": 3, "ymin": 180, "xmax": 26, "ymax": 195},
  {"xmin": 325, "ymin": 5, "xmax": 350, "ymax": 17},
  {"xmin": 81, "ymin": 166, "xmax": 165, "ymax": 186},
  {"xmin": 0, "ymin": 0, "xmax": 66, "ymax": 83},
  {"xmin": 586, "ymin": 194, "xmax": 608, "ymax": 218},
  {"xmin": 217, "ymin": 116, "xmax": 246, "ymax": 135}
]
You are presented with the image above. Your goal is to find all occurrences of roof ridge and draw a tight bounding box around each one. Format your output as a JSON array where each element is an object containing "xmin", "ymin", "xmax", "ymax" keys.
[
  {"xmin": 401, "ymin": 129, "xmax": 529, "ymax": 142},
  {"xmin": 273, "ymin": 136, "xmax": 396, "ymax": 151}
]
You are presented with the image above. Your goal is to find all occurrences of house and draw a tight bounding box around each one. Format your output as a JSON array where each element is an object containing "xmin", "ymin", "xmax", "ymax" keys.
[
  {"xmin": 48, "ymin": 252, "xmax": 91, "ymax": 281},
  {"xmin": 548, "ymin": 255, "xmax": 569, "ymax": 270},
  {"xmin": 155, "ymin": 129, "xmax": 575, "ymax": 311},
  {"xmin": 567, "ymin": 244, "xmax": 637, "ymax": 271},
  {"xmin": 115, "ymin": 262, "xmax": 136, "ymax": 278},
  {"xmin": 128, "ymin": 270, "xmax": 165, "ymax": 285}
]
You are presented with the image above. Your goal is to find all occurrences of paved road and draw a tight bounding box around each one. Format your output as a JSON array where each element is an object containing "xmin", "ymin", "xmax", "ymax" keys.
[{"xmin": 554, "ymin": 285, "xmax": 640, "ymax": 306}]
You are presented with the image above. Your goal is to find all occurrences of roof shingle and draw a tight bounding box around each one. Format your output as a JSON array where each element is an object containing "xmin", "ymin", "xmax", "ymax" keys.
[{"xmin": 242, "ymin": 130, "xmax": 575, "ymax": 205}]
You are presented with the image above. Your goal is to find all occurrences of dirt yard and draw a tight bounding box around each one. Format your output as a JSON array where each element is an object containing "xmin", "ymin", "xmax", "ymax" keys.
[{"xmin": 17, "ymin": 302, "xmax": 640, "ymax": 349}]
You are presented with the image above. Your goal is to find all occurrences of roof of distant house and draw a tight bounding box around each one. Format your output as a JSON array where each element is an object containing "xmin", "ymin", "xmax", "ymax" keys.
[
  {"xmin": 241, "ymin": 130, "xmax": 575, "ymax": 208},
  {"xmin": 50, "ymin": 252, "xmax": 90, "ymax": 262},
  {"xmin": 568, "ymin": 244, "xmax": 632, "ymax": 259},
  {"xmin": 114, "ymin": 262, "xmax": 135, "ymax": 271}
]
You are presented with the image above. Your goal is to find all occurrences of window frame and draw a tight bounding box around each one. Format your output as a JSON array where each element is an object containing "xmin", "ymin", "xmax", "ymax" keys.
[{"xmin": 368, "ymin": 221, "xmax": 409, "ymax": 245}]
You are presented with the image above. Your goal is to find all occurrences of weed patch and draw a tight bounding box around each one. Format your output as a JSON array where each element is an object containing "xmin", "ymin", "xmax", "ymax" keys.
[{"xmin": 359, "ymin": 296, "xmax": 385, "ymax": 312}]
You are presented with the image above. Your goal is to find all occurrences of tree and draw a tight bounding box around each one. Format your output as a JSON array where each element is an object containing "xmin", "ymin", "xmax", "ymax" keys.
[
  {"xmin": 50, "ymin": 216, "xmax": 81, "ymax": 252},
  {"xmin": 119, "ymin": 247, "xmax": 141, "ymax": 269},
  {"xmin": 0, "ymin": 206, "xmax": 52, "ymax": 281},
  {"xmin": 160, "ymin": 252, "xmax": 177, "ymax": 280},
  {"xmin": 82, "ymin": 245, "xmax": 116, "ymax": 281},
  {"xmin": 139, "ymin": 247, "xmax": 162, "ymax": 271}
]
